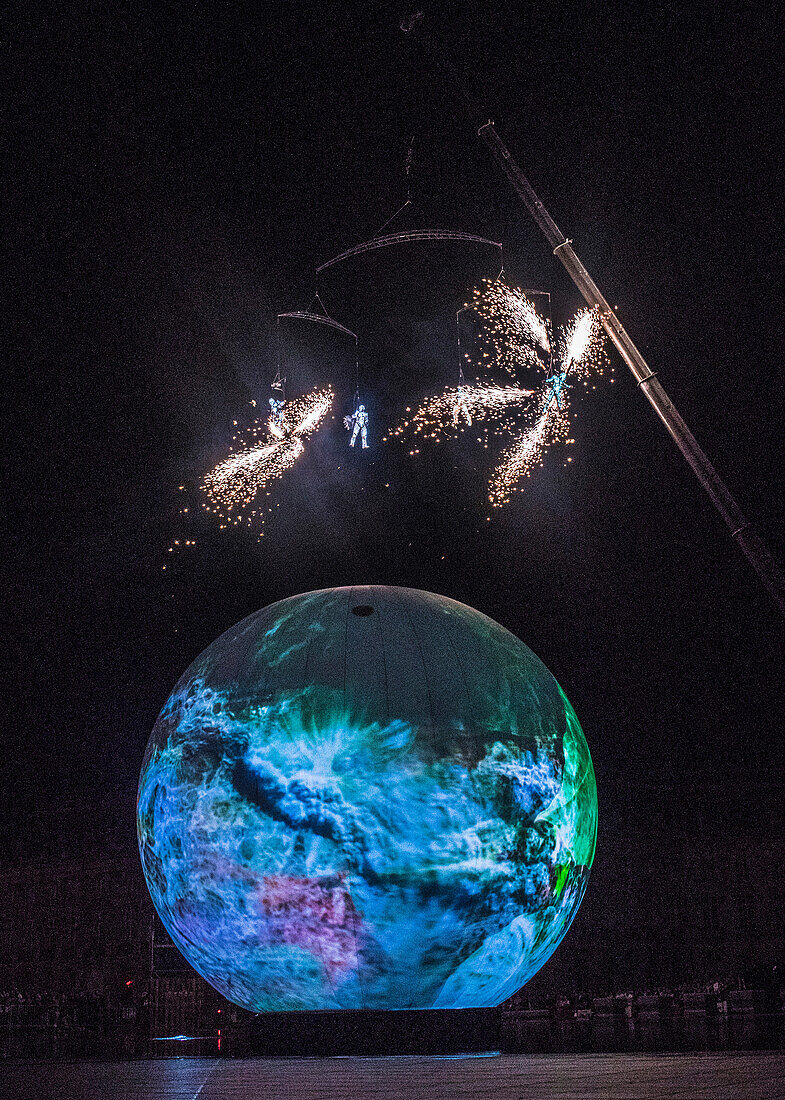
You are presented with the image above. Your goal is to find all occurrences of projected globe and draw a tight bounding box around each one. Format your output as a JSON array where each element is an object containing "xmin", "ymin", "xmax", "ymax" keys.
[{"xmin": 137, "ymin": 586, "xmax": 597, "ymax": 1012}]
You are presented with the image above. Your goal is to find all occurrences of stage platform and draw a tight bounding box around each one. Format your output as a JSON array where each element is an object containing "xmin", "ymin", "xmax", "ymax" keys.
[{"xmin": 5, "ymin": 1051, "xmax": 785, "ymax": 1099}]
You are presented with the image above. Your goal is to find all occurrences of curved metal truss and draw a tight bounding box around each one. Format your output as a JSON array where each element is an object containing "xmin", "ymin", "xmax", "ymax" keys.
[
  {"xmin": 277, "ymin": 311, "xmax": 358, "ymax": 341},
  {"xmin": 316, "ymin": 231, "xmax": 502, "ymax": 275}
]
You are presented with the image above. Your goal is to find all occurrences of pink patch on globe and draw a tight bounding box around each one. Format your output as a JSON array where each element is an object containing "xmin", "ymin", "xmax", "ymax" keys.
[{"xmin": 256, "ymin": 876, "xmax": 363, "ymax": 983}]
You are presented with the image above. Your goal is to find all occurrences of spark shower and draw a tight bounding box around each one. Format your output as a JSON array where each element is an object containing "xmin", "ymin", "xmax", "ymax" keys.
[{"xmin": 171, "ymin": 282, "xmax": 611, "ymax": 550}]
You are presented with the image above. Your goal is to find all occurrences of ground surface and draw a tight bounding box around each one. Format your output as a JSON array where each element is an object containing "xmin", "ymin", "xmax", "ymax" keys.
[{"xmin": 4, "ymin": 1052, "xmax": 785, "ymax": 1100}]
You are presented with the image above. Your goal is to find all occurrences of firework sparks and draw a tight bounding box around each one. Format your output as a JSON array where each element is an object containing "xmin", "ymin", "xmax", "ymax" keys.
[
  {"xmin": 488, "ymin": 396, "xmax": 572, "ymax": 507},
  {"xmin": 386, "ymin": 383, "xmax": 535, "ymax": 450},
  {"xmin": 488, "ymin": 306, "xmax": 610, "ymax": 505},
  {"xmin": 387, "ymin": 280, "xmax": 611, "ymax": 507},
  {"xmin": 558, "ymin": 308, "xmax": 608, "ymax": 377},
  {"xmin": 466, "ymin": 280, "xmax": 552, "ymax": 377},
  {"xmin": 563, "ymin": 310, "xmax": 593, "ymax": 367},
  {"xmin": 200, "ymin": 386, "xmax": 333, "ymax": 533}
]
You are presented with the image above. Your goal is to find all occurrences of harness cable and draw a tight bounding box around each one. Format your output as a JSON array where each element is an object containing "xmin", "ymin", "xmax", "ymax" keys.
[
  {"xmin": 405, "ymin": 133, "xmax": 415, "ymax": 202},
  {"xmin": 370, "ymin": 135, "xmax": 416, "ymax": 240},
  {"xmin": 273, "ymin": 315, "xmax": 286, "ymax": 399}
]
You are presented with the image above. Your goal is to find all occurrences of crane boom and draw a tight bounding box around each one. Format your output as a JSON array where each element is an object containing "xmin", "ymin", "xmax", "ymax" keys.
[
  {"xmin": 475, "ymin": 119, "xmax": 785, "ymax": 616},
  {"xmin": 402, "ymin": 15, "xmax": 785, "ymax": 616}
]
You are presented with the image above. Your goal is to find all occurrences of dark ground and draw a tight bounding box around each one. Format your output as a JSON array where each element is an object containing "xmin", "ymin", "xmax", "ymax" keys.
[{"xmin": 4, "ymin": 1052, "xmax": 785, "ymax": 1100}]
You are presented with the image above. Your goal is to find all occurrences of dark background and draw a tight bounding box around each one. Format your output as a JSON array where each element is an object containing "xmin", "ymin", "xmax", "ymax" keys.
[{"xmin": 5, "ymin": 0, "xmax": 783, "ymax": 881}]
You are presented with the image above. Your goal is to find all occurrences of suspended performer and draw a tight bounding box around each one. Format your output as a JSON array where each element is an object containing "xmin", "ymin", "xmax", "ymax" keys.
[
  {"xmin": 345, "ymin": 404, "xmax": 369, "ymax": 448},
  {"xmin": 452, "ymin": 384, "xmax": 472, "ymax": 426},
  {"xmin": 543, "ymin": 371, "xmax": 570, "ymax": 411},
  {"xmin": 269, "ymin": 397, "xmax": 285, "ymax": 430}
]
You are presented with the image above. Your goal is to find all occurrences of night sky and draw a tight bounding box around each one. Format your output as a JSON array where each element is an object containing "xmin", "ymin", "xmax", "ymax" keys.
[{"xmin": 6, "ymin": 2, "xmax": 784, "ymax": 856}]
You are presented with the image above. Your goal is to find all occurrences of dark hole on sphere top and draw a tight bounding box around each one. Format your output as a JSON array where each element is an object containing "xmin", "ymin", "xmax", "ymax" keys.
[{"xmin": 352, "ymin": 605, "xmax": 374, "ymax": 617}]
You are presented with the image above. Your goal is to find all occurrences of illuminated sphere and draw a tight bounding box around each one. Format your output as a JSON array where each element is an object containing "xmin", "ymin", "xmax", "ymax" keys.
[{"xmin": 138, "ymin": 586, "xmax": 597, "ymax": 1012}]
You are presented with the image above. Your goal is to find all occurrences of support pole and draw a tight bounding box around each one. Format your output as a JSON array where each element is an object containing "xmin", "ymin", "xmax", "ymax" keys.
[
  {"xmin": 474, "ymin": 120, "xmax": 785, "ymax": 616},
  {"xmin": 401, "ymin": 15, "xmax": 784, "ymax": 615}
]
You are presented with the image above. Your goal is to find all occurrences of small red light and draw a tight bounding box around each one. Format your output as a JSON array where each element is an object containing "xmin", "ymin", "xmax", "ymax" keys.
[
  {"xmin": 217, "ymin": 1009, "xmax": 221, "ymax": 1013},
  {"xmin": 125, "ymin": 981, "xmax": 133, "ymax": 986}
]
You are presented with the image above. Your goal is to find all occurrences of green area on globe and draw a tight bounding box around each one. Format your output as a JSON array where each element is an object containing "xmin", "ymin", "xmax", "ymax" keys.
[{"xmin": 138, "ymin": 586, "xmax": 597, "ymax": 1012}]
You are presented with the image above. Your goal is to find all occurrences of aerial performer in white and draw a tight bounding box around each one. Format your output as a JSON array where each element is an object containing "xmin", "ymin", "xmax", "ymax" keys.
[
  {"xmin": 452, "ymin": 383, "xmax": 472, "ymax": 426},
  {"xmin": 346, "ymin": 404, "xmax": 369, "ymax": 448},
  {"xmin": 268, "ymin": 397, "xmax": 286, "ymax": 438}
]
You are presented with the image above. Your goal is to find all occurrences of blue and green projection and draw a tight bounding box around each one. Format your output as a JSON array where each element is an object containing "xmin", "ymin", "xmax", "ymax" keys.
[{"xmin": 137, "ymin": 586, "xmax": 597, "ymax": 1012}]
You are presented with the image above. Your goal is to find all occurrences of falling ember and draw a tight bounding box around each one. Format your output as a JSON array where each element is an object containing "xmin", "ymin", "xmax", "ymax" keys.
[
  {"xmin": 200, "ymin": 386, "xmax": 333, "ymax": 533},
  {"xmin": 389, "ymin": 383, "xmax": 535, "ymax": 445},
  {"xmin": 487, "ymin": 306, "xmax": 609, "ymax": 503},
  {"xmin": 558, "ymin": 308, "xmax": 607, "ymax": 375},
  {"xmin": 488, "ymin": 396, "xmax": 571, "ymax": 508},
  {"xmin": 467, "ymin": 280, "xmax": 552, "ymax": 377}
]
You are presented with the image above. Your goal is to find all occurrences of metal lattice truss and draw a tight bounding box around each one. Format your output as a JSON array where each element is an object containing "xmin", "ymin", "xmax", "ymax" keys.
[
  {"xmin": 317, "ymin": 230, "xmax": 502, "ymax": 274},
  {"xmin": 277, "ymin": 311, "xmax": 358, "ymax": 342}
]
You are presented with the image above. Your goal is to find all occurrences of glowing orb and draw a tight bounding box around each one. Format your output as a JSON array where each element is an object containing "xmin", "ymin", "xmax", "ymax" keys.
[{"xmin": 137, "ymin": 586, "xmax": 597, "ymax": 1012}]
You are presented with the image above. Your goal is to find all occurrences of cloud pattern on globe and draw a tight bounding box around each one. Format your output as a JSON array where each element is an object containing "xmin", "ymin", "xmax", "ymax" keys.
[{"xmin": 138, "ymin": 587, "xmax": 597, "ymax": 1012}]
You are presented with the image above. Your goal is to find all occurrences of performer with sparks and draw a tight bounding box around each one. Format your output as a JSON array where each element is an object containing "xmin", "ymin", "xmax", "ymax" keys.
[
  {"xmin": 346, "ymin": 403, "xmax": 369, "ymax": 448},
  {"xmin": 453, "ymin": 383, "xmax": 473, "ymax": 426},
  {"xmin": 200, "ymin": 386, "xmax": 333, "ymax": 533},
  {"xmin": 268, "ymin": 397, "xmax": 285, "ymax": 432},
  {"xmin": 390, "ymin": 283, "xmax": 610, "ymax": 508},
  {"xmin": 486, "ymin": 306, "xmax": 609, "ymax": 506},
  {"xmin": 390, "ymin": 383, "xmax": 533, "ymax": 446},
  {"xmin": 452, "ymin": 369, "xmax": 473, "ymax": 426},
  {"xmin": 543, "ymin": 371, "xmax": 571, "ymax": 411}
]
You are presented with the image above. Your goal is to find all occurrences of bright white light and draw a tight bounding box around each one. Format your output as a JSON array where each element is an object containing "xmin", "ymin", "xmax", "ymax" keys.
[{"xmin": 200, "ymin": 386, "xmax": 333, "ymax": 533}]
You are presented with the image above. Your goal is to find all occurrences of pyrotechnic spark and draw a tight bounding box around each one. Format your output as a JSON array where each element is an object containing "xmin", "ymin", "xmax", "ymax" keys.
[
  {"xmin": 466, "ymin": 280, "xmax": 552, "ymax": 377},
  {"xmin": 386, "ymin": 383, "xmax": 535, "ymax": 447},
  {"xmin": 200, "ymin": 387, "xmax": 333, "ymax": 533},
  {"xmin": 488, "ymin": 396, "xmax": 572, "ymax": 508},
  {"xmin": 487, "ymin": 306, "xmax": 610, "ymax": 506},
  {"xmin": 563, "ymin": 310, "xmax": 593, "ymax": 366},
  {"xmin": 389, "ymin": 280, "xmax": 611, "ymax": 508},
  {"xmin": 557, "ymin": 308, "xmax": 608, "ymax": 378}
]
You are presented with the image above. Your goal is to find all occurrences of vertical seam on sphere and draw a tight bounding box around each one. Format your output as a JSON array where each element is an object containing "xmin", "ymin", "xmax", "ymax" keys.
[
  {"xmin": 431, "ymin": 597, "xmax": 476, "ymax": 732},
  {"xmin": 342, "ymin": 587, "xmax": 354, "ymax": 707},
  {"xmin": 400, "ymin": 593, "xmax": 436, "ymax": 756},
  {"xmin": 375, "ymin": 588, "xmax": 391, "ymax": 727},
  {"xmin": 343, "ymin": 587, "xmax": 364, "ymax": 1009}
]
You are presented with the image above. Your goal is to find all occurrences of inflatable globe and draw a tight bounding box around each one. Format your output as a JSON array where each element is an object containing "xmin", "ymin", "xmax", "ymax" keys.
[{"xmin": 137, "ymin": 586, "xmax": 597, "ymax": 1011}]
